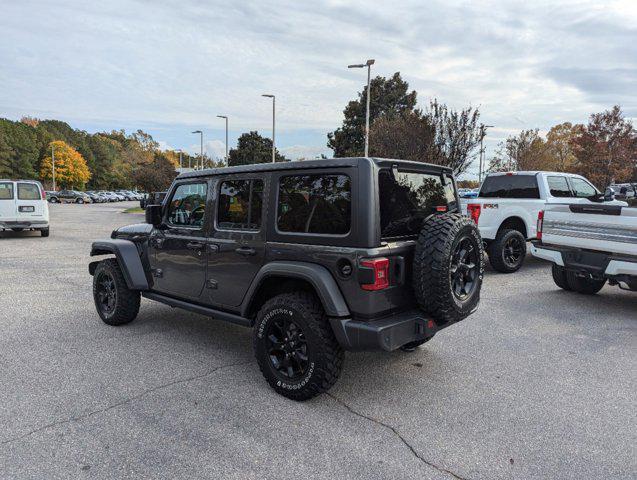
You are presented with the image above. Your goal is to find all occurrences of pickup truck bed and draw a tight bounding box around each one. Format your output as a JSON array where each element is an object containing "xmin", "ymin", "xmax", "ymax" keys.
[{"xmin": 531, "ymin": 202, "xmax": 637, "ymax": 293}]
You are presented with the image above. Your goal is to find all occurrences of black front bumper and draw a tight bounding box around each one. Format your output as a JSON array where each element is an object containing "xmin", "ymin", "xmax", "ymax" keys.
[{"xmin": 330, "ymin": 310, "xmax": 453, "ymax": 351}]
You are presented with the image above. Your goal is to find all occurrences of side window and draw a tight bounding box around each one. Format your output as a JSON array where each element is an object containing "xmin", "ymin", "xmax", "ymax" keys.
[
  {"xmin": 167, "ymin": 182, "xmax": 207, "ymax": 227},
  {"xmin": 18, "ymin": 183, "xmax": 41, "ymax": 200},
  {"xmin": 547, "ymin": 176, "xmax": 571, "ymax": 198},
  {"xmin": 0, "ymin": 182, "xmax": 13, "ymax": 200},
  {"xmin": 277, "ymin": 174, "xmax": 351, "ymax": 235},
  {"xmin": 570, "ymin": 178, "xmax": 597, "ymax": 198},
  {"xmin": 217, "ymin": 179, "xmax": 263, "ymax": 230},
  {"xmin": 479, "ymin": 175, "xmax": 540, "ymax": 199}
]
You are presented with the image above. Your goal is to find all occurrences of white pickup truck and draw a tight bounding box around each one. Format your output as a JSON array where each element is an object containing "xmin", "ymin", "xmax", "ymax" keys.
[
  {"xmin": 531, "ymin": 201, "xmax": 637, "ymax": 294},
  {"xmin": 461, "ymin": 171, "xmax": 621, "ymax": 273}
]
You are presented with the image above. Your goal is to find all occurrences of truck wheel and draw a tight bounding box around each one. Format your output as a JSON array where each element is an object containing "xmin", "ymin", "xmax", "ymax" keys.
[
  {"xmin": 40, "ymin": 228, "xmax": 50, "ymax": 237},
  {"xmin": 93, "ymin": 259, "xmax": 140, "ymax": 325},
  {"xmin": 488, "ymin": 229, "xmax": 526, "ymax": 273},
  {"xmin": 551, "ymin": 264, "xmax": 571, "ymax": 291},
  {"xmin": 413, "ymin": 213, "xmax": 485, "ymax": 324},
  {"xmin": 566, "ymin": 272, "xmax": 606, "ymax": 295},
  {"xmin": 253, "ymin": 292, "xmax": 344, "ymax": 401}
]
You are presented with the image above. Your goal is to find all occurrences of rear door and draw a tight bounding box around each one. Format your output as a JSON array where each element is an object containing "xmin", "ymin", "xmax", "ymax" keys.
[
  {"xmin": 16, "ymin": 182, "xmax": 44, "ymax": 220},
  {"xmin": 0, "ymin": 181, "xmax": 16, "ymax": 221},
  {"xmin": 204, "ymin": 175, "xmax": 266, "ymax": 308}
]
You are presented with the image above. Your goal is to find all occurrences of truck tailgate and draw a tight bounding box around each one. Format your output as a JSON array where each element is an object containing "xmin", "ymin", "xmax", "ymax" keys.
[{"xmin": 543, "ymin": 204, "xmax": 637, "ymax": 256}]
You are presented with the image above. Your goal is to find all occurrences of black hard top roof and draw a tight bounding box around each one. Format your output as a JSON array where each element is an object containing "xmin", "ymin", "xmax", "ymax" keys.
[{"xmin": 177, "ymin": 157, "xmax": 453, "ymax": 180}]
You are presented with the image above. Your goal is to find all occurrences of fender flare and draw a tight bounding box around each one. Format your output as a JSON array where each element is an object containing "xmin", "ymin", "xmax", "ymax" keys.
[
  {"xmin": 90, "ymin": 239, "xmax": 149, "ymax": 290},
  {"xmin": 241, "ymin": 261, "xmax": 350, "ymax": 318}
]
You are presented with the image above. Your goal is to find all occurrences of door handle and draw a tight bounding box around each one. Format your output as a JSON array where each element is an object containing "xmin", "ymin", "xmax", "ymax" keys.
[
  {"xmin": 151, "ymin": 237, "xmax": 165, "ymax": 248},
  {"xmin": 186, "ymin": 241, "xmax": 204, "ymax": 250},
  {"xmin": 235, "ymin": 246, "xmax": 256, "ymax": 256},
  {"xmin": 208, "ymin": 244, "xmax": 220, "ymax": 254}
]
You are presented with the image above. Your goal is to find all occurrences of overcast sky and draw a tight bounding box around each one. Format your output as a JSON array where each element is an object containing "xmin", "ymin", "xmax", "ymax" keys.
[{"xmin": 1, "ymin": 0, "xmax": 635, "ymax": 177}]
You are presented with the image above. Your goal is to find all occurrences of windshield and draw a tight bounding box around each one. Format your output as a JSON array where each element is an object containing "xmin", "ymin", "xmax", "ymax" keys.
[{"xmin": 379, "ymin": 169, "xmax": 457, "ymax": 239}]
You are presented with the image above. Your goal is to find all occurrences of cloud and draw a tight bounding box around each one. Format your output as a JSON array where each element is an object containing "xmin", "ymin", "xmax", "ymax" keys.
[
  {"xmin": 1, "ymin": 0, "xmax": 635, "ymax": 176},
  {"xmin": 188, "ymin": 140, "xmax": 227, "ymax": 160},
  {"xmin": 280, "ymin": 145, "xmax": 329, "ymax": 160}
]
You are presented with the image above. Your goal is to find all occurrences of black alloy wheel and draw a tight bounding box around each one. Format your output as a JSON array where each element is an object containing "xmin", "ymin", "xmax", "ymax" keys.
[
  {"xmin": 265, "ymin": 316, "xmax": 309, "ymax": 381},
  {"xmin": 450, "ymin": 236, "xmax": 479, "ymax": 301},
  {"xmin": 95, "ymin": 271, "xmax": 117, "ymax": 317},
  {"xmin": 503, "ymin": 235, "xmax": 524, "ymax": 269}
]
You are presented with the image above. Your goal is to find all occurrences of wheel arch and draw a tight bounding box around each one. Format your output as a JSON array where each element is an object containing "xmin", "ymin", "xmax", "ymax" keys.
[
  {"xmin": 497, "ymin": 216, "xmax": 528, "ymax": 239},
  {"xmin": 90, "ymin": 239, "xmax": 149, "ymax": 290},
  {"xmin": 241, "ymin": 262, "xmax": 350, "ymax": 320}
]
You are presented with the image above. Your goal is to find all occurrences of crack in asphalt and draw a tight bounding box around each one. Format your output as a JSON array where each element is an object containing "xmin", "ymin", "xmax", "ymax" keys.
[
  {"xmin": 1, "ymin": 360, "xmax": 253, "ymax": 447},
  {"xmin": 326, "ymin": 393, "xmax": 469, "ymax": 480}
]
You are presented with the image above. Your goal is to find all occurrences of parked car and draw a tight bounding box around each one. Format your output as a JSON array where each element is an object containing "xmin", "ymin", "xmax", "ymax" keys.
[
  {"xmin": 460, "ymin": 171, "xmax": 624, "ymax": 273},
  {"xmin": 48, "ymin": 190, "xmax": 91, "ymax": 204},
  {"xmin": 85, "ymin": 191, "xmax": 106, "ymax": 203},
  {"xmin": 531, "ymin": 197, "xmax": 636, "ymax": 293},
  {"xmin": 98, "ymin": 191, "xmax": 120, "ymax": 202},
  {"xmin": 0, "ymin": 179, "xmax": 50, "ymax": 236},
  {"xmin": 139, "ymin": 191, "xmax": 167, "ymax": 209},
  {"xmin": 607, "ymin": 184, "xmax": 636, "ymax": 201},
  {"xmin": 89, "ymin": 158, "xmax": 484, "ymax": 400}
]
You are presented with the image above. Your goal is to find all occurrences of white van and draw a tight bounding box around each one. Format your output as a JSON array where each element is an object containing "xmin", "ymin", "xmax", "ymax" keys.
[{"xmin": 0, "ymin": 180, "xmax": 50, "ymax": 236}]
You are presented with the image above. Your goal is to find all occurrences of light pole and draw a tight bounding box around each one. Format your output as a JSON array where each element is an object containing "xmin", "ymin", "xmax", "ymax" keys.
[
  {"xmin": 479, "ymin": 124, "xmax": 494, "ymax": 183},
  {"xmin": 261, "ymin": 94, "xmax": 276, "ymax": 163},
  {"xmin": 175, "ymin": 149, "xmax": 183, "ymax": 169},
  {"xmin": 216, "ymin": 115, "xmax": 228, "ymax": 163},
  {"xmin": 192, "ymin": 130, "xmax": 203, "ymax": 169},
  {"xmin": 348, "ymin": 59, "xmax": 375, "ymax": 157}
]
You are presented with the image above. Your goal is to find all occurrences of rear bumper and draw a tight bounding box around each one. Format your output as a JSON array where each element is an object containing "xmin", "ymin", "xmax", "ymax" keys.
[
  {"xmin": 330, "ymin": 310, "xmax": 455, "ymax": 351},
  {"xmin": 0, "ymin": 220, "xmax": 48, "ymax": 229},
  {"xmin": 531, "ymin": 241, "xmax": 637, "ymax": 277}
]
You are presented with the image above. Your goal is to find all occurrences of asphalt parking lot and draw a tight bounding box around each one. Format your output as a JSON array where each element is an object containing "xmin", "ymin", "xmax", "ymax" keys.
[{"xmin": 1, "ymin": 201, "xmax": 635, "ymax": 480}]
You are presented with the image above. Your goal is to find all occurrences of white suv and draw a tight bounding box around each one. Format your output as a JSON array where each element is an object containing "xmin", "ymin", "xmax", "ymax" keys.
[{"xmin": 0, "ymin": 180, "xmax": 50, "ymax": 236}]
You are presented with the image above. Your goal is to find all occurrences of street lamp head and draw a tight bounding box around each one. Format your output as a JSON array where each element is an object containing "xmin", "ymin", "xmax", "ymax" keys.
[
  {"xmin": 191, "ymin": 130, "xmax": 202, "ymax": 134},
  {"xmin": 216, "ymin": 115, "xmax": 227, "ymax": 119},
  {"xmin": 366, "ymin": 59, "xmax": 375, "ymax": 66},
  {"xmin": 262, "ymin": 94, "xmax": 274, "ymax": 98}
]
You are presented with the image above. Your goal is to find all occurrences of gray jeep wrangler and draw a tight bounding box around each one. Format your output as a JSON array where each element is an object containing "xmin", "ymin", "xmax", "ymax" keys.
[{"xmin": 89, "ymin": 158, "xmax": 484, "ymax": 400}]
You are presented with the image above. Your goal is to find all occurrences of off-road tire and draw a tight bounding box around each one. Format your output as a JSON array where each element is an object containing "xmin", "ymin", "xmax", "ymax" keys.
[
  {"xmin": 566, "ymin": 271, "xmax": 606, "ymax": 295},
  {"xmin": 488, "ymin": 229, "xmax": 526, "ymax": 273},
  {"xmin": 93, "ymin": 259, "xmax": 140, "ymax": 326},
  {"xmin": 253, "ymin": 292, "xmax": 343, "ymax": 401},
  {"xmin": 40, "ymin": 228, "xmax": 50, "ymax": 237},
  {"xmin": 413, "ymin": 213, "xmax": 485, "ymax": 324},
  {"xmin": 400, "ymin": 336, "xmax": 433, "ymax": 352},
  {"xmin": 551, "ymin": 264, "xmax": 571, "ymax": 291}
]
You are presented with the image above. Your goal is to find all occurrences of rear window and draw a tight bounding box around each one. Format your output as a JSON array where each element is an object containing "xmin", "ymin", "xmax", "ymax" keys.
[
  {"xmin": 379, "ymin": 169, "xmax": 457, "ymax": 239},
  {"xmin": 0, "ymin": 182, "xmax": 13, "ymax": 200},
  {"xmin": 18, "ymin": 183, "xmax": 41, "ymax": 200},
  {"xmin": 277, "ymin": 174, "xmax": 351, "ymax": 235},
  {"xmin": 479, "ymin": 175, "xmax": 540, "ymax": 199}
]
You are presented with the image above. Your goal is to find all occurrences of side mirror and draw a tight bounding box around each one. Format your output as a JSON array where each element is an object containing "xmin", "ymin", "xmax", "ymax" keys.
[
  {"xmin": 145, "ymin": 204, "xmax": 163, "ymax": 227},
  {"xmin": 604, "ymin": 188, "xmax": 615, "ymax": 202}
]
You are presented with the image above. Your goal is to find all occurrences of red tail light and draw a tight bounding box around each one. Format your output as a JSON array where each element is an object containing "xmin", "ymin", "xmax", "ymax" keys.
[
  {"xmin": 467, "ymin": 203, "xmax": 481, "ymax": 224},
  {"xmin": 360, "ymin": 257, "xmax": 390, "ymax": 291},
  {"xmin": 41, "ymin": 187, "xmax": 46, "ymax": 200},
  {"xmin": 537, "ymin": 210, "xmax": 544, "ymax": 241}
]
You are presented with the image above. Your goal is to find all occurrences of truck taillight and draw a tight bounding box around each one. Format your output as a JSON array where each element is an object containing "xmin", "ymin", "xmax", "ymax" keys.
[
  {"xmin": 537, "ymin": 210, "xmax": 544, "ymax": 241},
  {"xmin": 467, "ymin": 203, "xmax": 481, "ymax": 224},
  {"xmin": 41, "ymin": 187, "xmax": 46, "ymax": 200},
  {"xmin": 360, "ymin": 257, "xmax": 389, "ymax": 291}
]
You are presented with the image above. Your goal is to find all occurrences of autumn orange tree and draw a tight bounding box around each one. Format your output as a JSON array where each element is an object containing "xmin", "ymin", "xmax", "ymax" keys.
[{"xmin": 40, "ymin": 140, "xmax": 91, "ymax": 189}]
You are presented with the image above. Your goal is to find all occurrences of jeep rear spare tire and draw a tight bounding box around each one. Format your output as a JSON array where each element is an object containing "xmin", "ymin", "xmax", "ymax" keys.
[{"xmin": 413, "ymin": 213, "xmax": 484, "ymax": 324}]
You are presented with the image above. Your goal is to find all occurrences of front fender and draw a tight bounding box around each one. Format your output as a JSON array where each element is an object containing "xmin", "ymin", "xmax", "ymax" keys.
[
  {"xmin": 241, "ymin": 261, "xmax": 350, "ymax": 318},
  {"xmin": 90, "ymin": 239, "xmax": 149, "ymax": 290}
]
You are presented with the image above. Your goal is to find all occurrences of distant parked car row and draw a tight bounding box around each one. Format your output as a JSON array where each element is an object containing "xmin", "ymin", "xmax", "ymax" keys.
[{"xmin": 47, "ymin": 190, "xmax": 144, "ymax": 204}]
